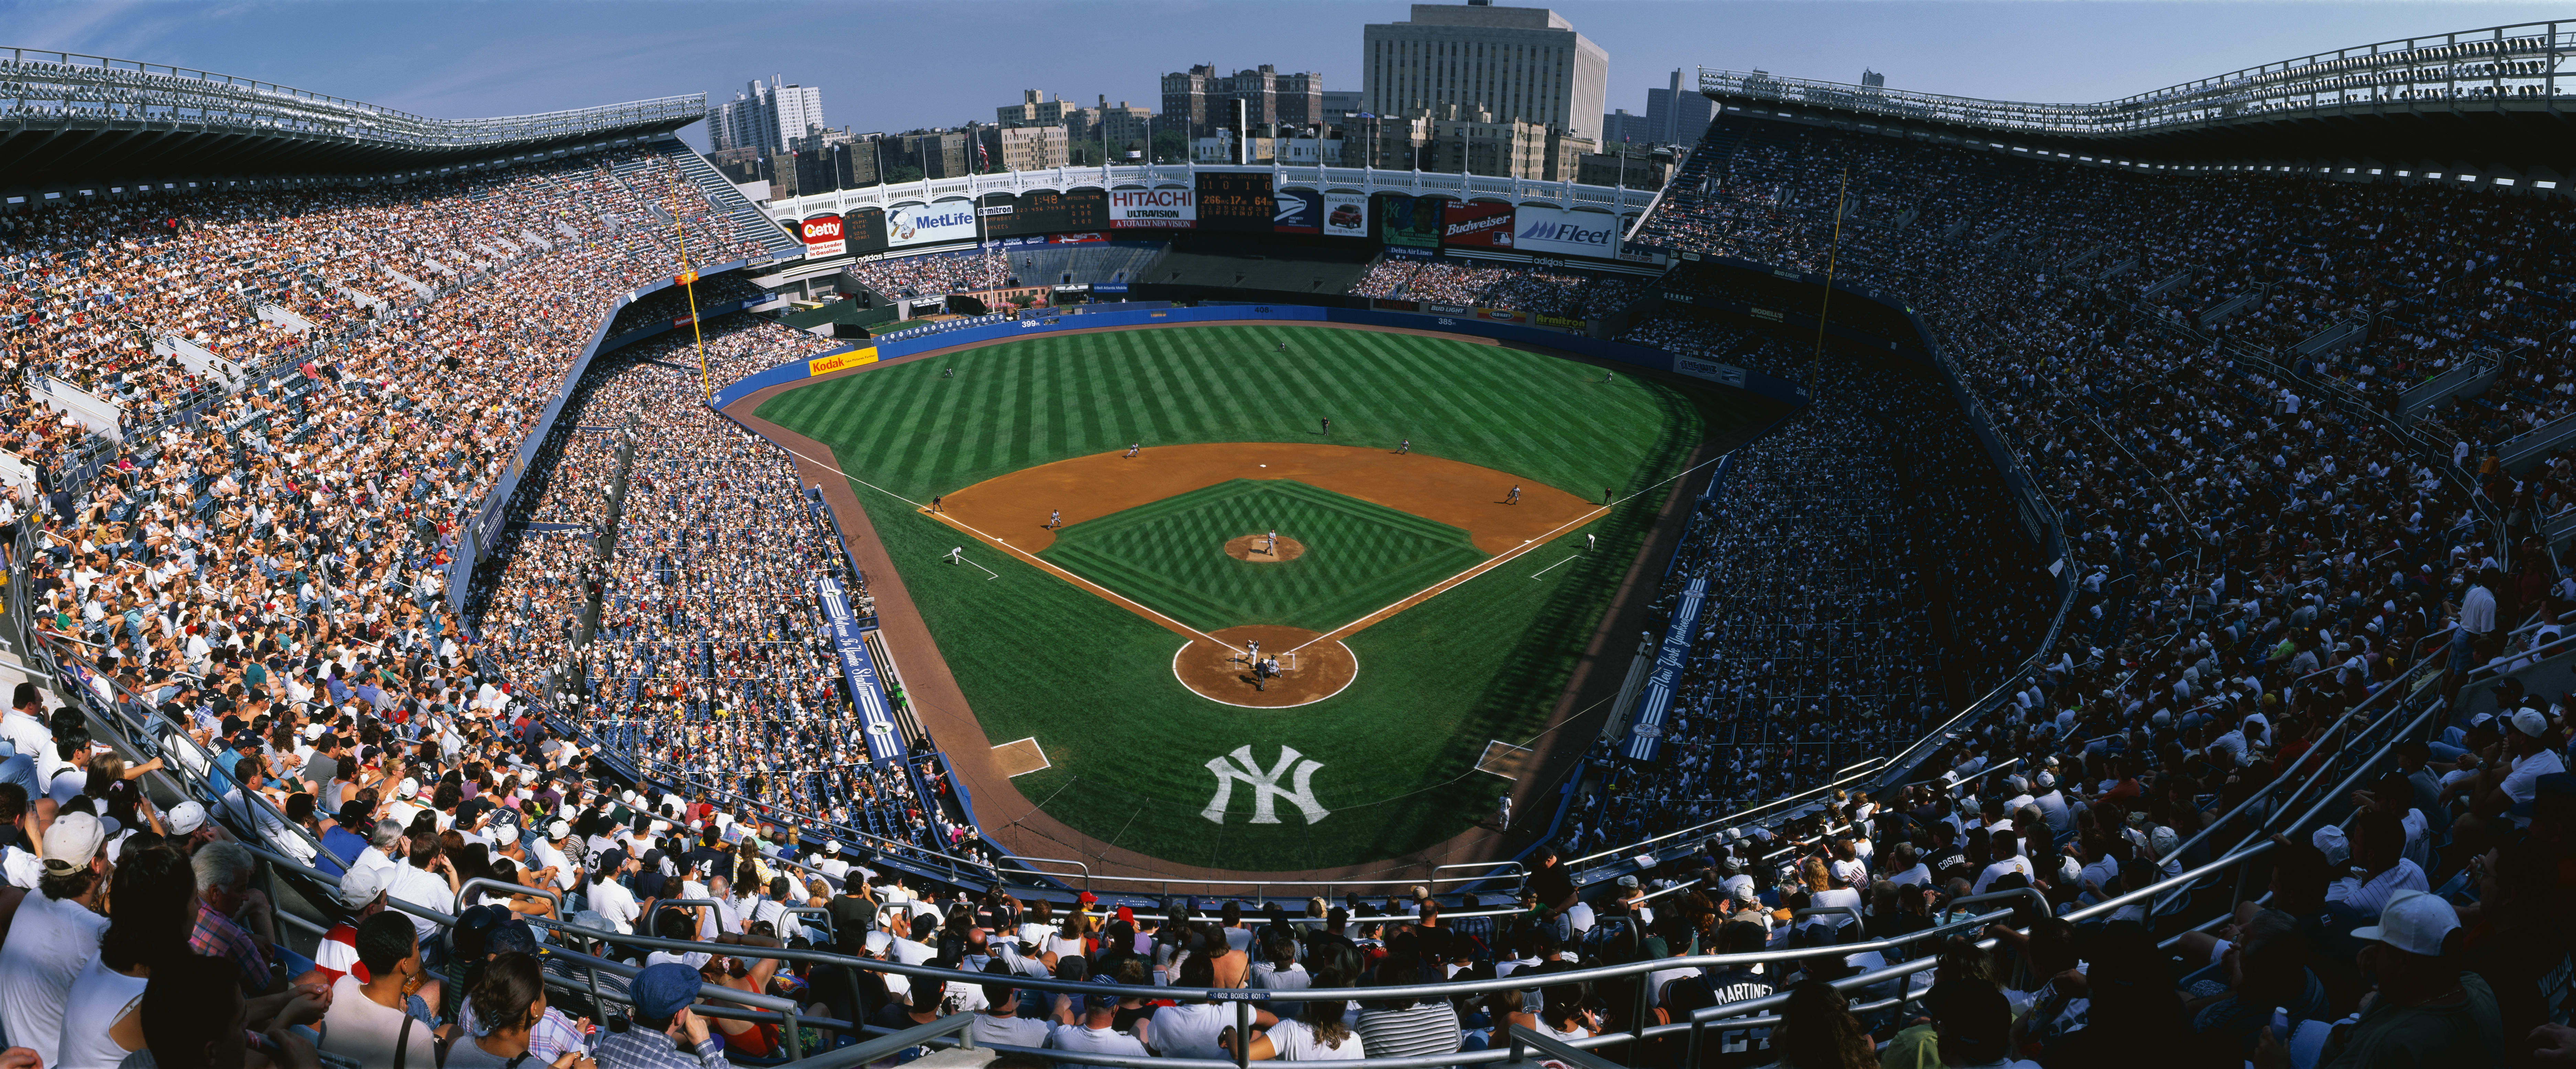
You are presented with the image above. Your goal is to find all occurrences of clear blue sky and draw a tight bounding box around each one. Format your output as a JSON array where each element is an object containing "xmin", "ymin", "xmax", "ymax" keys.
[{"xmin": 6, "ymin": 1, "xmax": 2558, "ymax": 149}]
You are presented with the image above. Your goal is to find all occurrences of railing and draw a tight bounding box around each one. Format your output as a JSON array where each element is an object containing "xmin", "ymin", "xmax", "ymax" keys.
[
  {"xmin": 1702, "ymin": 20, "xmax": 2570, "ymax": 141},
  {"xmin": 1, "ymin": 47, "xmax": 704, "ymax": 151}
]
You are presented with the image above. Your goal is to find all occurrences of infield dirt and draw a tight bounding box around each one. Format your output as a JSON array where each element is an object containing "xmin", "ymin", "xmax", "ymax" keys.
[{"xmin": 931, "ymin": 442, "xmax": 1594, "ymax": 555}]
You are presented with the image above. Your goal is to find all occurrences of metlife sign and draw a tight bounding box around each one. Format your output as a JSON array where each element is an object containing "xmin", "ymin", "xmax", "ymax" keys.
[
  {"xmin": 884, "ymin": 200, "xmax": 980, "ymax": 248},
  {"xmin": 1511, "ymin": 205, "xmax": 1624, "ymax": 259}
]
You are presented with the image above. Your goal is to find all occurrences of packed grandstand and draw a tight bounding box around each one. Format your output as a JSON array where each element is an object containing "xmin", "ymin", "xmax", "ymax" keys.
[{"xmin": 0, "ymin": 19, "xmax": 2569, "ymax": 1069}]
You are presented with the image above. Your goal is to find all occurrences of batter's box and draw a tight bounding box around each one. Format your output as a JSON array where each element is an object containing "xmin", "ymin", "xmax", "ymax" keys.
[
  {"xmin": 993, "ymin": 737, "xmax": 1051, "ymax": 777},
  {"xmin": 1477, "ymin": 739, "xmax": 1533, "ymax": 780}
]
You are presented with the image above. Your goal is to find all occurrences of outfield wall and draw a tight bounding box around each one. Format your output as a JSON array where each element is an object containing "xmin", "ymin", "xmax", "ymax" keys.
[{"xmin": 707, "ymin": 303, "xmax": 1811, "ymax": 412}]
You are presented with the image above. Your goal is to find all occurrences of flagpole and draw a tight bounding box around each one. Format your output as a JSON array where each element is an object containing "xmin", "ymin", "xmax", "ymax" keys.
[{"xmin": 671, "ymin": 179, "xmax": 711, "ymax": 403}]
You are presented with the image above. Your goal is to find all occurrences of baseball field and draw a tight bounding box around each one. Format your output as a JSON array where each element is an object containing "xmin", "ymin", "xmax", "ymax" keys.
[{"xmin": 752, "ymin": 323, "xmax": 1773, "ymax": 871}]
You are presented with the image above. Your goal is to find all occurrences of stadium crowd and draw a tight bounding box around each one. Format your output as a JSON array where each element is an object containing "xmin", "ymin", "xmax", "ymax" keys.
[{"xmin": 1352, "ymin": 258, "xmax": 1650, "ymax": 319}]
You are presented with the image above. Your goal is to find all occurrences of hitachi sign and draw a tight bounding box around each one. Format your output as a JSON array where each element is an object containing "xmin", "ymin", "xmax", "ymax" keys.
[{"xmin": 1518, "ymin": 219, "xmax": 1613, "ymax": 247}]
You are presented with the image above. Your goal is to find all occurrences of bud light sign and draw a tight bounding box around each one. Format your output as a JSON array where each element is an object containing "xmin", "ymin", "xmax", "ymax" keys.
[
  {"xmin": 1511, "ymin": 205, "xmax": 1622, "ymax": 258},
  {"xmin": 800, "ymin": 214, "xmax": 847, "ymax": 258},
  {"xmin": 885, "ymin": 201, "xmax": 980, "ymax": 248}
]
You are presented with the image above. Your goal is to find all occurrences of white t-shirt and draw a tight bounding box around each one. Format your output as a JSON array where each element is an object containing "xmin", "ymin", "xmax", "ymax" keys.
[
  {"xmin": 1810, "ymin": 887, "xmax": 1863, "ymax": 928},
  {"xmin": 0, "ymin": 893, "xmax": 111, "ymax": 1063},
  {"xmin": 1151, "ymin": 1002, "xmax": 1233, "ymax": 1059},
  {"xmin": 317, "ymin": 974, "xmax": 439, "ymax": 1068},
  {"xmin": 385, "ymin": 864, "xmax": 457, "ymax": 941},
  {"xmin": 972, "ymin": 1011, "xmax": 1051, "ymax": 1049},
  {"xmin": 1051, "ymin": 1022, "xmax": 1151, "ymax": 1062},
  {"xmin": 55, "ymin": 952, "xmax": 148, "ymax": 1069},
  {"xmin": 590, "ymin": 877, "xmax": 640, "ymax": 934},
  {"xmin": 1265, "ymin": 1017, "xmax": 1365, "ymax": 1060},
  {"xmin": 2503, "ymin": 749, "xmax": 2567, "ymax": 827}
]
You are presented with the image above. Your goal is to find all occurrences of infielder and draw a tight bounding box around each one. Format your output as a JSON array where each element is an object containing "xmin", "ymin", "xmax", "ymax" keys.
[
  {"xmin": 1048, "ymin": 509, "xmax": 1062, "ymax": 529},
  {"xmin": 1507, "ymin": 485, "xmax": 1522, "ymax": 505},
  {"xmin": 1124, "ymin": 443, "xmax": 1141, "ymax": 458},
  {"xmin": 1266, "ymin": 529, "xmax": 1278, "ymax": 556},
  {"xmin": 1397, "ymin": 439, "xmax": 1411, "ymax": 455}
]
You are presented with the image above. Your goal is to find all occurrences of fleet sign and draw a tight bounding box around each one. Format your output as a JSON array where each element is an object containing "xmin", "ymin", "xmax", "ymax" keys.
[{"xmin": 1510, "ymin": 205, "xmax": 1623, "ymax": 258}]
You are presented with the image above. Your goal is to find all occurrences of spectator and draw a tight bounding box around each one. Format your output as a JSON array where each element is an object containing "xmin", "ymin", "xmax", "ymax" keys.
[
  {"xmin": 594, "ymin": 962, "xmax": 729, "ymax": 1068},
  {"xmin": 0, "ymin": 810, "xmax": 111, "ymax": 1058},
  {"xmin": 55, "ymin": 839, "xmax": 194, "ymax": 1069},
  {"xmin": 316, "ymin": 911, "xmax": 442, "ymax": 1067}
]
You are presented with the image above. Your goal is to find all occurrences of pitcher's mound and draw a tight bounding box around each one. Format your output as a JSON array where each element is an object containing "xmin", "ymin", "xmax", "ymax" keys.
[
  {"xmin": 1224, "ymin": 534, "xmax": 1306, "ymax": 563},
  {"xmin": 1174, "ymin": 625, "xmax": 1356, "ymax": 708}
]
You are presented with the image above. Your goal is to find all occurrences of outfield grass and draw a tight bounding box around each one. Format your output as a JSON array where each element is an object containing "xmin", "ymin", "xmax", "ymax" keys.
[
  {"xmin": 1042, "ymin": 479, "xmax": 1486, "ymax": 633},
  {"xmin": 756, "ymin": 324, "xmax": 1773, "ymax": 868}
]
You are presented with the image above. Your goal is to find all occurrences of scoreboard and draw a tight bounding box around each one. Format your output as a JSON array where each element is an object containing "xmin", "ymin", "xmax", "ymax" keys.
[
  {"xmin": 1194, "ymin": 172, "xmax": 1274, "ymax": 232},
  {"xmin": 983, "ymin": 190, "xmax": 1108, "ymax": 238}
]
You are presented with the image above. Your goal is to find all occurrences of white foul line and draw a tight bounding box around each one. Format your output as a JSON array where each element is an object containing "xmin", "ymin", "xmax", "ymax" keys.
[
  {"xmin": 953, "ymin": 554, "xmax": 1001, "ymax": 580},
  {"xmin": 1528, "ymin": 553, "xmax": 1581, "ymax": 579}
]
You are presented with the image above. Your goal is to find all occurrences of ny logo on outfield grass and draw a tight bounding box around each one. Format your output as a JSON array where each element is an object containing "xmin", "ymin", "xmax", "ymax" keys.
[{"xmin": 1202, "ymin": 745, "xmax": 1330, "ymax": 825}]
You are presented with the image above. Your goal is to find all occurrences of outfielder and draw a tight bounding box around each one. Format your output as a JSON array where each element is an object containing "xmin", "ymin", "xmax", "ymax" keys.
[
  {"xmin": 948, "ymin": 547, "xmax": 964, "ymax": 565},
  {"xmin": 1320, "ymin": 417, "xmax": 1330, "ymax": 435}
]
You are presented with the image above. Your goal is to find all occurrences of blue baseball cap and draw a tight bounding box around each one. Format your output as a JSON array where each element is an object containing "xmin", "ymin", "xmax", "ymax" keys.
[{"xmin": 630, "ymin": 963, "xmax": 702, "ymax": 1020}]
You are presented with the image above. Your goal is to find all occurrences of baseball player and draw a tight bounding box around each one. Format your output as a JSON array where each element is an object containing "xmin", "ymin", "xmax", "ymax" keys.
[
  {"xmin": 943, "ymin": 367, "xmax": 956, "ymax": 378},
  {"xmin": 1124, "ymin": 443, "xmax": 1141, "ymax": 458},
  {"xmin": 1602, "ymin": 369, "xmax": 1615, "ymax": 385},
  {"xmin": 1246, "ymin": 638, "xmax": 1261, "ymax": 664},
  {"xmin": 1507, "ymin": 485, "xmax": 1521, "ymax": 505},
  {"xmin": 1586, "ymin": 533, "xmax": 1596, "ymax": 552},
  {"xmin": 1278, "ymin": 341, "xmax": 1288, "ymax": 353},
  {"xmin": 1048, "ymin": 509, "xmax": 1062, "ymax": 529},
  {"xmin": 931, "ymin": 496, "xmax": 943, "ymax": 513},
  {"xmin": 1266, "ymin": 529, "xmax": 1278, "ymax": 556},
  {"xmin": 1320, "ymin": 417, "xmax": 1330, "ymax": 435},
  {"xmin": 1397, "ymin": 439, "xmax": 1411, "ymax": 455},
  {"xmin": 948, "ymin": 547, "xmax": 964, "ymax": 565}
]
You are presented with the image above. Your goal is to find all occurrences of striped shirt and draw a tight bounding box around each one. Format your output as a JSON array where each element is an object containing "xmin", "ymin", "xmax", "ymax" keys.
[
  {"xmin": 1355, "ymin": 1004, "xmax": 1461, "ymax": 1058},
  {"xmin": 2326, "ymin": 859, "xmax": 2428, "ymax": 919}
]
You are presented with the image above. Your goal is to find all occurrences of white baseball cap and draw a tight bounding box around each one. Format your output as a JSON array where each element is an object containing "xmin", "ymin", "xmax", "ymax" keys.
[
  {"xmin": 338, "ymin": 862, "xmax": 395, "ymax": 907},
  {"xmin": 2512, "ymin": 708, "xmax": 2550, "ymax": 739},
  {"xmin": 166, "ymin": 801, "xmax": 208, "ymax": 836},
  {"xmin": 548, "ymin": 820, "xmax": 572, "ymax": 840},
  {"xmin": 2351, "ymin": 890, "xmax": 2459, "ymax": 957},
  {"xmin": 41, "ymin": 812, "xmax": 105, "ymax": 874}
]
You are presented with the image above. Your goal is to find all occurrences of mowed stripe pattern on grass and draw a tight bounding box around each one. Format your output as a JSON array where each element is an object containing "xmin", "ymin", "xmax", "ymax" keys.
[
  {"xmin": 755, "ymin": 324, "xmax": 1775, "ymax": 868},
  {"xmin": 757, "ymin": 325, "xmax": 1672, "ymax": 504},
  {"xmin": 1041, "ymin": 479, "xmax": 1486, "ymax": 632}
]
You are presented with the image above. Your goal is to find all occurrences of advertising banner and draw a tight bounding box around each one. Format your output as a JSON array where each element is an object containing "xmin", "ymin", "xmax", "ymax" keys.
[
  {"xmin": 807, "ymin": 348, "xmax": 879, "ymax": 377},
  {"xmin": 1378, "ymin": 194, "xmax": 1442, "ymax": 248},
  {"xmin": 1474, "ymin": 307, "xmax": 1526, "ymax": 323},
  {"xmin": 817, "ymin": 576, "xmax": 908, "ymax": 766},
  {"xmin": 1110, "ymin": 187, "xmax": 1196, "ymax": 229},
  {"xmin": 1273, "ymin": 189, "xmax": 1322, "ymax": 233},
  {"xmin": 984, "ymin": 189, "xmax": 1110, "ymax": 238},
  {"xmin": 1672, "ymin": 355, "xmax": 1748, "ymax": 388},
  {"xmin": 800, "ymin": 213, "xmax": 848, "ymax": 258},
  {"xmin": 1442, "ymin": 201, "xmax": 1518, "ymax": 248},
  {"xmin": 1425, "ymin": 303, "xmax": 1470, "ymax": 315},
  {"xmin": 1195, "ymin": 172, "xmax": 1274, "ymax": 232},
  {"xmin": 1535, "ymin": 313, "xmax": 1586, "ymax": 330},
  {"xmin": 1093, "ymin": 282, "xmax": 1130, "ymax": 293},
  {"xmin": 1510, "ymin": 205, "xmax": 1625, "ymax": 259},
  {"xmin": 1050, "ymin": 231, "xmax": 1108, "ymax": 244},
  {"xmin": 885, "ymin": 201, "xmax": 980, "ymax": 247},
  {"xmin": 1322, "ymin": 192, "xmax": 1369, "ymax": 239}
]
